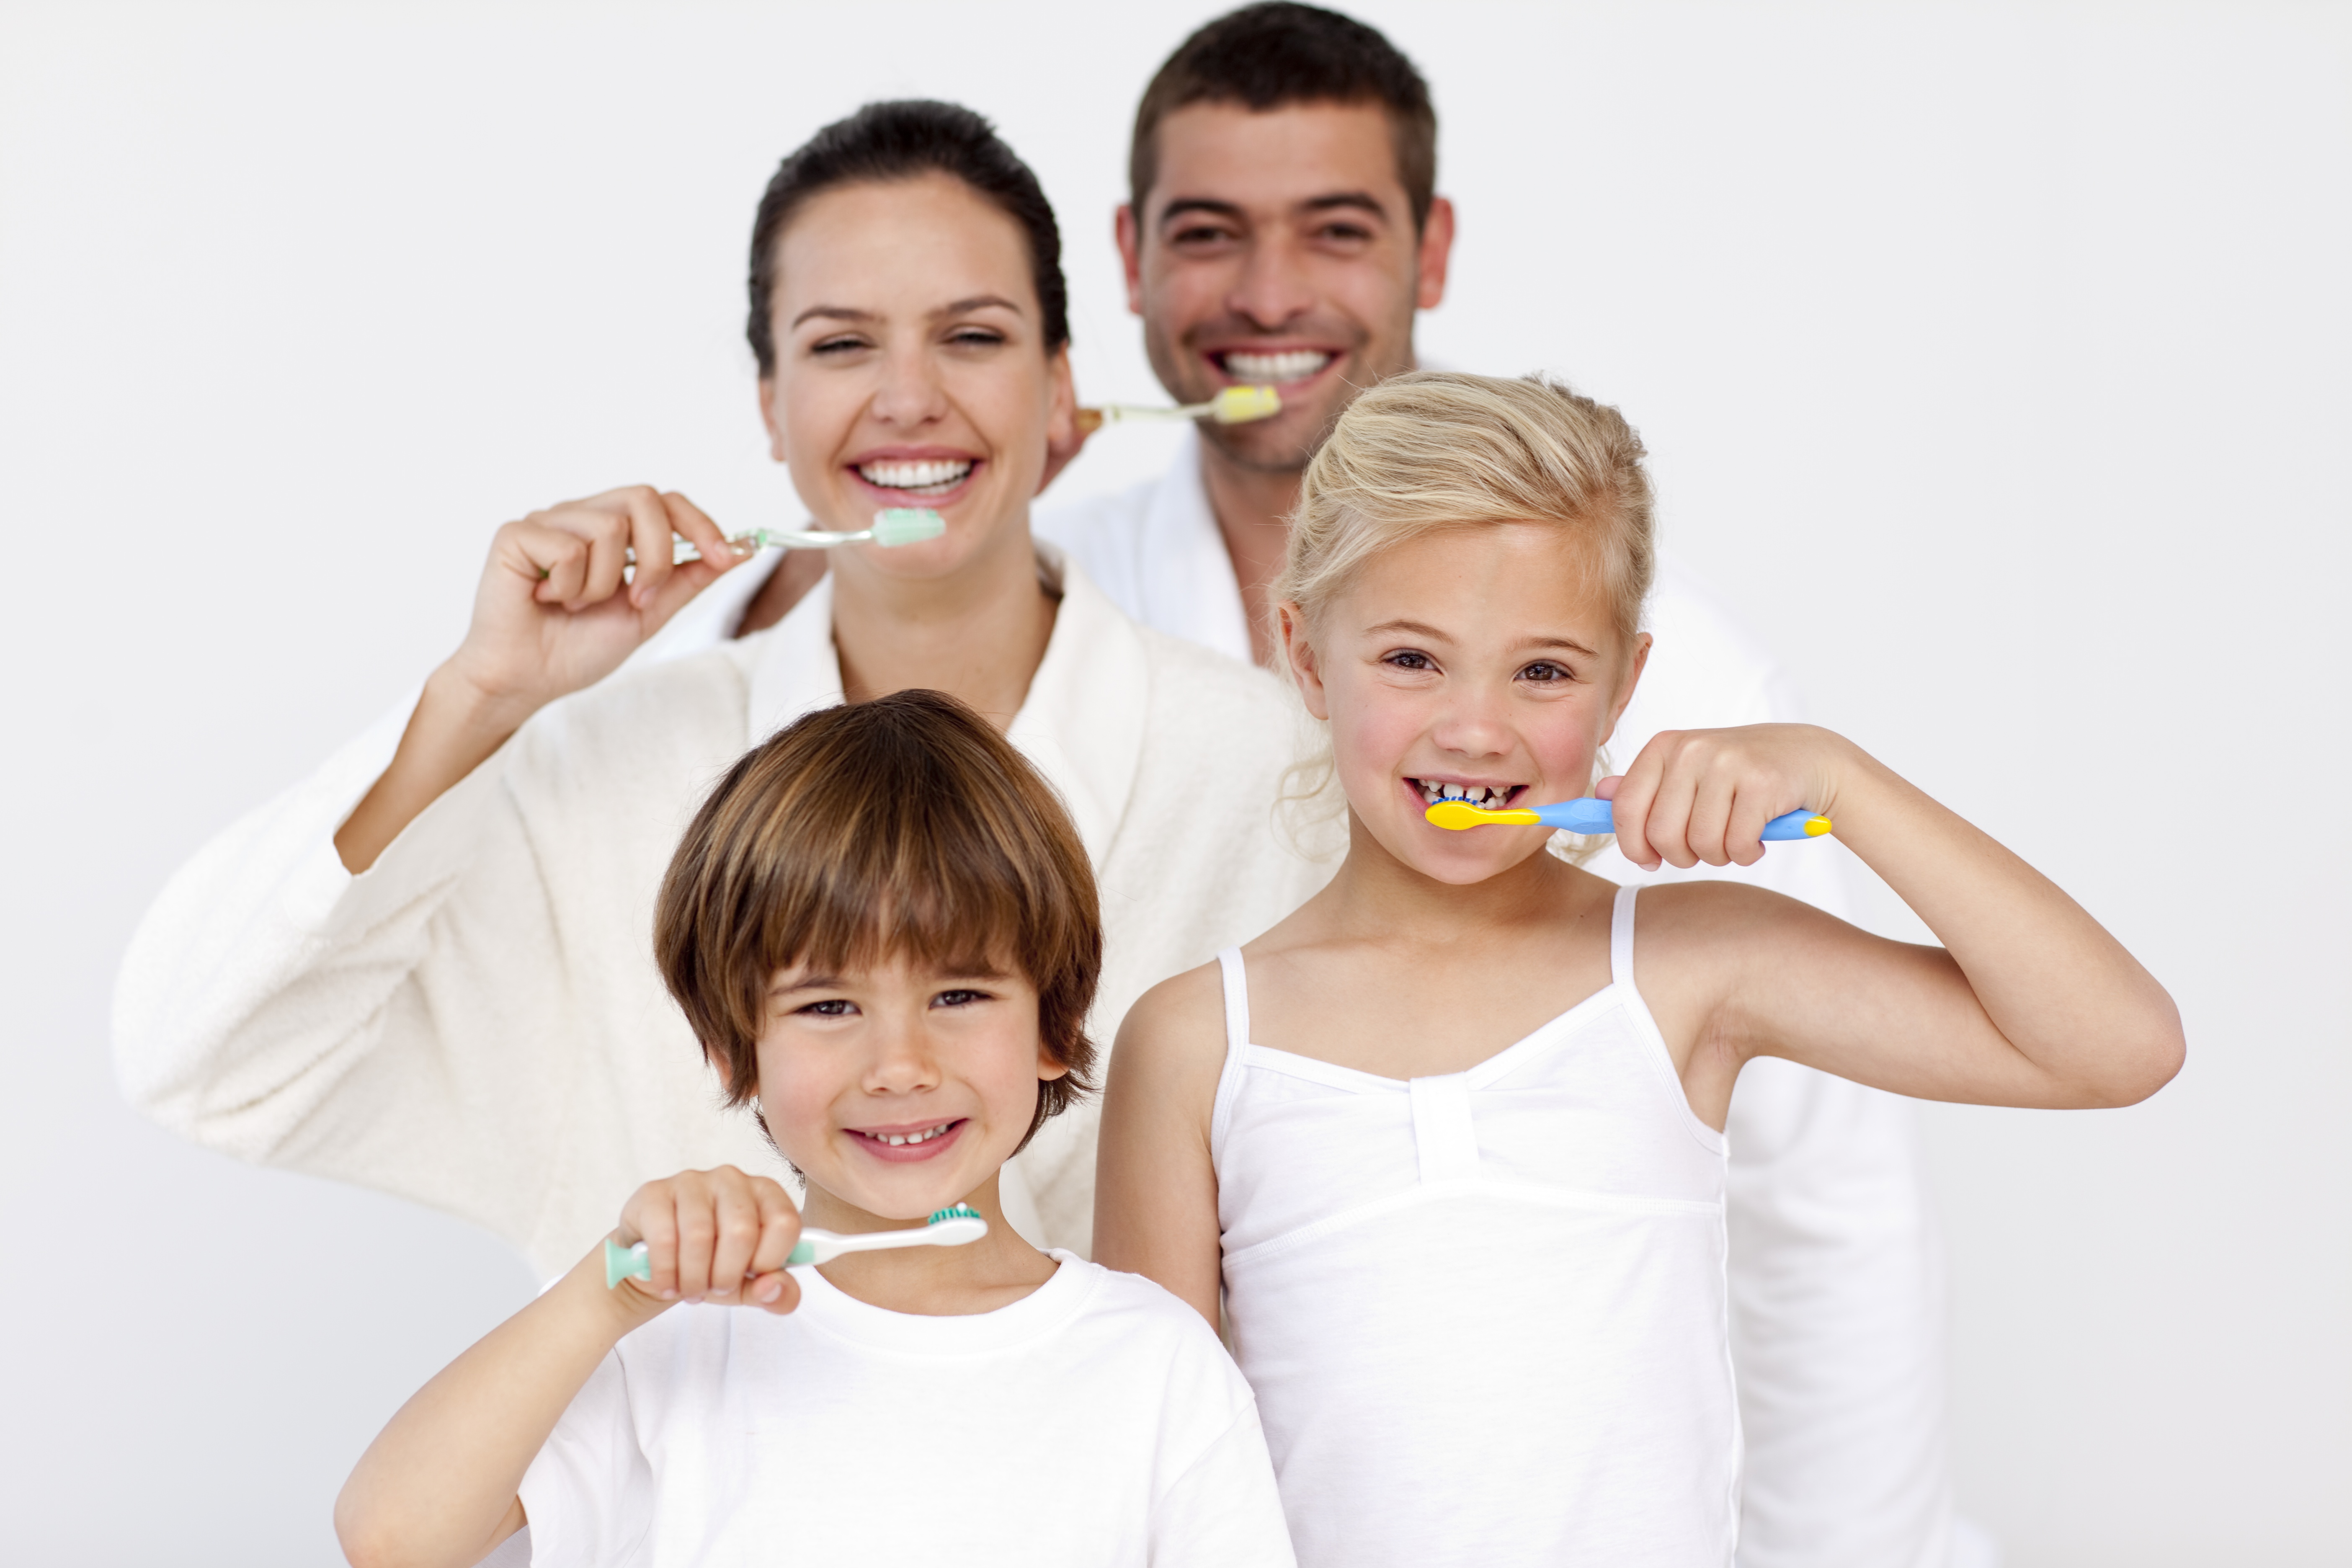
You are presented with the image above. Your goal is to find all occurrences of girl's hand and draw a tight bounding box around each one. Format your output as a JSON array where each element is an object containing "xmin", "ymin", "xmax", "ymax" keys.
[
  {"xmin": 441, "ymin": 486, "xmax": 738, "ymax": 727},
  {"xmin": 1598, "ymin": 723, "xmax": 1849, "ymax": 872},
  {"xmin": 614, "ymin": 1166, "xmax": 803, "ymax": 1315}
]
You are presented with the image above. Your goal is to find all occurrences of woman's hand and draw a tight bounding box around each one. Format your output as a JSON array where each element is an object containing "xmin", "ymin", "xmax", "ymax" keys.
[
  {"xmin": 335, "ymin": 486, "xmax": 736, "ymax": 872},
  {"xmin": 1597, "ymin": 722, "xmax": 1849, "ymax": 872},
  {"xmin": 615, "ymin": 1166, "xmax": 803, "ymax": 1315},
  {"xmin": 442, "ymin": 486, "xmax": 738, "ymax": 726}
]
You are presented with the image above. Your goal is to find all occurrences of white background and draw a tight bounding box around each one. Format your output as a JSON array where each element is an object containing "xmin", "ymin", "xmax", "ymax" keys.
[{"xmin": 3, "ymin": 2, "xmax": 2346, "ymax": 1563}]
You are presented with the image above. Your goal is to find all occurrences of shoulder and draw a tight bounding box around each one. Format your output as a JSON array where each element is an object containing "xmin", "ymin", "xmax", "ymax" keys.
[
  {"xmin": 1118, "ymin": 959, "xmax": 1230, "ymax": 1060},
  {"xmin": 1059, "ymin": 1259, "xmax": 1253, "ymax": 1388},
  {"xmin": 1625, "ymin": 879, "xmax": 1842, "ymax": 980}
]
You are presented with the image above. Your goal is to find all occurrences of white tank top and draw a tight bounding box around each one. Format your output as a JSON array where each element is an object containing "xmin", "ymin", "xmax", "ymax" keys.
[{"xmin": 1212, "ymin": 885, "xmax": 1740, "ymax": 1566}]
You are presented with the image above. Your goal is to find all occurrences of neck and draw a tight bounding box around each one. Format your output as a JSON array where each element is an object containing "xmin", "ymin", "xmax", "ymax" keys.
[
  {"xmin": 1320, "ymin": 810, "xmax": 1586, "ymax": 949},
  {"xmin": 828, "ymin": 518, "xmax": 1057, "ymax": 728},
  {"xmin": 801, "ymin": 1169, "xmax": 1056, "ymax": 1316},
  {"xmin": 1196, "ymin": 442, "xmax": 1303, "ymax": 668}
]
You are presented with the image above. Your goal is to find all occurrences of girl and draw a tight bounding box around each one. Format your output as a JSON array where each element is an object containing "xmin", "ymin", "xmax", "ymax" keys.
[
  {"xmin": 113, "ymin": 101, "xmax": 1326, "ymax": 1277},
  {"xmin": 1093, "ymin": 371, "xmax": 2183, "ymax": 1565}
]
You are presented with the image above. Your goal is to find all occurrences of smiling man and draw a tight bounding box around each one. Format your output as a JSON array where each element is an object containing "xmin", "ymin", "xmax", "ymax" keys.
[{"xmin": 1034, "ymin": 8, "xmax": 1961, "ymax": 1567}]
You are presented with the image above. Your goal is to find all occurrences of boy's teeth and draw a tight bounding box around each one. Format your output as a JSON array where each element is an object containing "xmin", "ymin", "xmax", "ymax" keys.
[
  {"xmin": 874, "ymin": 1121, "xmax": 954, "ymax": 1148},
  {"xmin": 856, "ymin": 459, "xmax": 973, "ymax": 495},
  {"xmin": 1220, "ymin": 349, "xmax": 1333, "ymax": 384}
]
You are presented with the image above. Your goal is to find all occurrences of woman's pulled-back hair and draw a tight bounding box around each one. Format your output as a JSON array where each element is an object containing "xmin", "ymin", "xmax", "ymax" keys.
[
  {"xmin": 745, "ymin": 99, "xmax": 1070, "ymax": 377},
  {"xmin": 654, "ymin": 689, "xmax": 1100, "ymax": 1151},
  {"xmin": 1278, "ymin": 370, "xmax": 1656, "ymax": 650}
]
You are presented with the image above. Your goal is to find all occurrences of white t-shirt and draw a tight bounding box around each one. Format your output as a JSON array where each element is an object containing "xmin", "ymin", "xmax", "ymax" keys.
[{"xmin": 517, "ymin": 1253, "xmax": 1297, "ymax": 1568}]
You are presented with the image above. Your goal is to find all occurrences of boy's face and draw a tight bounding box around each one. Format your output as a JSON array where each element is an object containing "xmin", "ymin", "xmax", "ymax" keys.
[
  {"xmin": 752, "ymin": 952, "xmax": 1066, "ymax": 1222},
  {"xmin": 1284, "ymin": 523, "xmax": 1649, "ymax": 886}
]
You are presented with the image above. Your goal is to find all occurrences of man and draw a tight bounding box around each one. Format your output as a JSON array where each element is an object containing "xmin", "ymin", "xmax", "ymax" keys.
[{"xmin": 1032, "ymin": 7, "xmax": 1956, "ymax": 1566}]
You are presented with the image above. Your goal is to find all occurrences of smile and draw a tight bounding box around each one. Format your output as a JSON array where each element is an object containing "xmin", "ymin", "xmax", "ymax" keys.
[
  {"xmin": 1215, "ymin": 349, "xmax": 1334, "ymax": 384},
  {"xmin": 851, "ymin": 1119, "xmax": 960, "ymax": 1148},
  {"xmin": 1410, "ymin": 778, "xmax": 1522, "ymax": 810},
  {"xmin": 855, "ymin": 459, "xmax": 973, "ymax": 495}
]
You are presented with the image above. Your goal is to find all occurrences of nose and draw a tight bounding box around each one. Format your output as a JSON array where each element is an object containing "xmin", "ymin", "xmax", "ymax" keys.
[
  {"xmin": 1226, "ymin": 232, "xmax": 1317, "ymax": 333},
  {"xmin": 861, "ymin": 1011, "xmax": 944, "ymax": 1097},
  {"xmin": 1429, "ymin": 682, "xmax": 1516, "ymax": 764},
  {"xmin": 868, "ymin": 340, "xmax": 951, "ymax": 429}
]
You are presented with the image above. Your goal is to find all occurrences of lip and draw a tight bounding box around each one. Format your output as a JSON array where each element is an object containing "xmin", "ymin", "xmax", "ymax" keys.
[
  {"xmin": 843, "ymin": 445, "xmax": 984, "ymax": 509},
  {"xmin": 843, "ymin": 1117, "xmax": 970, "ymax": 1165}
]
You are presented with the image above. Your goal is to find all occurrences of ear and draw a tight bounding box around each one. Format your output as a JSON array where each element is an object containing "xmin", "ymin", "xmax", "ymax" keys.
[
  {"xmin": 1601, "ymin": 632, "xmax": 1653, "ymax": 745},
  {"xmin": 1279, "ymin": 601, "xmax": 1332, "ymax": 721},
  {"xmin": 1035, "ymin": 1041, "xmax": 1071, "ymax": 1083},
  {"xmin": 757, "ymin": 377, "xmax": 787, "ymax": 464},
  {"xmin": 1037, "ymin": 345, "xmax": 1081, "ymax": 495},
  {"xmin": 1115, "ymin": 204, "xmax": 1145, "ymax": 317},
  {"xmin": 1415, "ymin": 196, "xmax": 1456, "ymax": 312}
]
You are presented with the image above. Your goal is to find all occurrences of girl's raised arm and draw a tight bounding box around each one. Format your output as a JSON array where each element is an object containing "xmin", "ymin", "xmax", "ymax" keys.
[
  {"xmin": 1608, "ymin": 724, "xmax": 2185, "ymax": 1114},
  {"xmin": 1094, "ymin": 964, "xmax": 1230, "ymax": 1327}
]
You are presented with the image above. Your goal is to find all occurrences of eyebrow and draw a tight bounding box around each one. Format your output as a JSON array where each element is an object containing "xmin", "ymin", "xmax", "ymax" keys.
[
  {"xmin": 1156, "ymin": 191, "xmax": 1392, "ymax": 229},
  {"xmin": 1366, "ymin": 619, "xmax": 1601, "ymax": 659},
  {"xmin": 789, "ymin": 294, "xmax": 1025, "ymax": 330}
]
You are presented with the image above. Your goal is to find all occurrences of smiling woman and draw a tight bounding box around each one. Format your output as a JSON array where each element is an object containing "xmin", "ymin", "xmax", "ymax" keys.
[{"xmin": 111, "ymin": 99, "xmax": 1334, "ymax": 1281}]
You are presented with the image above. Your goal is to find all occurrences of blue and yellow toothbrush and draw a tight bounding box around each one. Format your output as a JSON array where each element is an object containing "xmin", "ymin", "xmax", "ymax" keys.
[{"xmin": 1424, "ymin": 798, "xmax": 1833, "ymax": 840}]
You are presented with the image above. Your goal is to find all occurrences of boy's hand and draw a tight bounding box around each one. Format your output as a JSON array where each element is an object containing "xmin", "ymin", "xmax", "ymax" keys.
[
  {"xmin": 1598, "ymin": 723, "xmax": 1849, "ymax": 872},
  {"xmin": 614, "ymin": 1166, "xmax": 803, "ymax": 1315}
]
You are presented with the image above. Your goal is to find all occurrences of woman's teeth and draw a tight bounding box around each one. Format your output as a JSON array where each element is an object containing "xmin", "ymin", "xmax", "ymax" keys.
[
  {"xmin": 1220, "ymin": 349, "xmax": 1333, "ymax": 384},
  {"xmin": 856, "ymin": 459, "xmax": 973, "ymax": 495},
  {"xmin": 863, "ymin": 1121, "xmax": 956, "ymax": 1148},
  {"xmin": 1414, "ymin": 780, "xmax": 1514, "ymax": 809}
]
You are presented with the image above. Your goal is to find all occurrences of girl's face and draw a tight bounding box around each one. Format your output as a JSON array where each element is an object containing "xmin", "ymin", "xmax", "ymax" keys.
[
  {"xmin": 759, "ymin": 173, "xmax": 1076, "ymax": 584},
  {"xmin": 1284, "ymin": 522, "xmax": 1650, "ymax": 885},
  {"xmin": 752, "ymin": 952, "xmax": 1066, "ymax": 1223}
]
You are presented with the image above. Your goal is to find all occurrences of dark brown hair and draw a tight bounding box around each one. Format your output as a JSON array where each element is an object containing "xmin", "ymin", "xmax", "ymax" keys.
[
  {"xmin": 1130, "ymin": 3, "xmax": 1437, "ymax": 230},
  {"xmin": 745, "ymin": 100, "xmax": 1070, "ymax": 378},
  {"xmin": 654, "ymin": 689, "xmax": 1100, "ymax": 1151}
]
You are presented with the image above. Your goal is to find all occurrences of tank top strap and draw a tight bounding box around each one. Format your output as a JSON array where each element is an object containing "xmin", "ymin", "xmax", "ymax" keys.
[
  {"xmin": 1214, "ymin": 947, "xmax": 1252, "ymax": 1062},
  {"xmin": 1609, "ymin": 883, "xmax": 1641, "ymax": 992}
]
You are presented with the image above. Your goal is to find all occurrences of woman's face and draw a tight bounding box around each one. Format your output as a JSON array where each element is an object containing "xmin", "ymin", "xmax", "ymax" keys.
[{"xmin": 760, "ymin": 173, "xmax": 1075, "ymax": 582}]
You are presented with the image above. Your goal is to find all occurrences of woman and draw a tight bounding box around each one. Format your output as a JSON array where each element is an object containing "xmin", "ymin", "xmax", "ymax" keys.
[{"xmin": 113, "ymin": 101, "xmax": 1326, "ymax": 1276}]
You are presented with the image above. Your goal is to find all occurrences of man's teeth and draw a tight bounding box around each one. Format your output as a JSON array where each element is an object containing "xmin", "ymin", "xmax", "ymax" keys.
[
  {"xmin": 1220, "ymin": 349, "xmax": 1333, "ymax": 384},
  {"xmin": 867, "ymin": 1122, "xmax": 955, "ymax": 1148},
  {"xmin": 1415, "ymin": 780, "xmax": 1513, "ymax": 809},
  {"xmin": 856, "ymin": 459, "xmax": 973, "ymax": 495}
]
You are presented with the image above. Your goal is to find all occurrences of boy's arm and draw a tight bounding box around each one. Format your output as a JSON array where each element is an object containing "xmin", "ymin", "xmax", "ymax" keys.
[
  {"xmin": 336, "ymin": 1168, "xmax": 800, "ymax": 1568},
  {"xmin": 1093, "ymin": 963, "xmax": 1228, "ymax": 1327},
  {"xmin": 1612, "ymin": 725, "xmax": 2185, "ymax": 1112}
]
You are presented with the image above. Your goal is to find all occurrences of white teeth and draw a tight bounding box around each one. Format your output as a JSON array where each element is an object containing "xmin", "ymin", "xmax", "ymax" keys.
[
  {"xmin": 1220, "ymin": 349, "xmax": 1333, "ymax": 384},
  {"xmin": 1415, "ymin": 780, "xmax": 1512, "ymax": 809},
  {"xmin": 857, "ymin": 459, "xmax": 974, "ymax": 495},
  {"xmin": 871, "ymin": 1121, "xmax": 953, "ymax": 1148}
]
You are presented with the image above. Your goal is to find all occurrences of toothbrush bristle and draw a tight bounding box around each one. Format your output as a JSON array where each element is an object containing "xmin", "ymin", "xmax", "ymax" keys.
[
  {"xmin": 1211, "ymin": 384, "xmax": 1283, "ymax": 424},
  {"xmin": 871, "ymin": 508, "xmax": 947, "ymax": 547},
  {"xmin": 928, "ymin": 1203, "xmax": 983, "ymax": 1225}
]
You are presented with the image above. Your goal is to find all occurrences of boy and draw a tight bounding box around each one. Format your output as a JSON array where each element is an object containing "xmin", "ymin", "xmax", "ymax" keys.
[{"xmin": 335, "ymin": 690, "xmax": 1295, "ymax": 1568}]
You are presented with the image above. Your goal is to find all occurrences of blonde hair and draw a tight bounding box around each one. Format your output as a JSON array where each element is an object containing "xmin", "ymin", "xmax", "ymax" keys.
[{"xmin": 1273, "ymin": 371, "xmax": 1658, "ymax": 860}]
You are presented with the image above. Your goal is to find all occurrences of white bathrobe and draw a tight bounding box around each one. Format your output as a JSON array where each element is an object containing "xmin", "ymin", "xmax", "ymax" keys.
[{"xmin": 111, "ymin": 552, "xmax": 1331, "ymax": 1279}]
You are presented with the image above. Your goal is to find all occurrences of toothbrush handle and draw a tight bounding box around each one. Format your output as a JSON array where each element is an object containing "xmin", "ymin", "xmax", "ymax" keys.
[{"xmin": 1532, "ymin": 799, "xmax": 1831, "ymax": 841}]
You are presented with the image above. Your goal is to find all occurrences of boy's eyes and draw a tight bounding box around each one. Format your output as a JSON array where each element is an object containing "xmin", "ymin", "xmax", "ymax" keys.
[
  {"xmin": 797, "ymin": 997, "xmax": 857, "ymax": 1017},
  {"xmin": 932, "ymin": 988, "xmax": 991, "ymax": 1008},
  {"xmin": 788, "ymin": 988, "xmax": 993, "ymax": 1016}
]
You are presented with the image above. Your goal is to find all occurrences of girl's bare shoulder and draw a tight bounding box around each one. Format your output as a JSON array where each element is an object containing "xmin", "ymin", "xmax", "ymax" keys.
[{"xmin": 1113, "ymin": 959, "xmax": 1230, "ymax": 1078}]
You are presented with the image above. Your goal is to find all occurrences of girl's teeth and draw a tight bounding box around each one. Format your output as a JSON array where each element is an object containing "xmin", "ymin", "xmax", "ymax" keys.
[
  {"xmin": 1221, "ymin": 349, "xmax": 1333, "ymax": 384},
  {"xmin": 1417, "ymin": 781, "xmax": 1510, "ymax": 808},
  {"xmin": 857, "ymin": 459, "xmax": 973, "ymax": 495}
]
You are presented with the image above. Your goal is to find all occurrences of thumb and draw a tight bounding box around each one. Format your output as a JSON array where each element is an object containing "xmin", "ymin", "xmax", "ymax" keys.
[{"xmin": 1592, "ymin": 774, "xmax": 1624, "ymax": 801}]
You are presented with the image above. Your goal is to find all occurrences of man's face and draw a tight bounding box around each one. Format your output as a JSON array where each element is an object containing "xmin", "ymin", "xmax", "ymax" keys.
[{"xmin": 1119, "ymin": 99, "xmax": 1453, "ymax": 474}]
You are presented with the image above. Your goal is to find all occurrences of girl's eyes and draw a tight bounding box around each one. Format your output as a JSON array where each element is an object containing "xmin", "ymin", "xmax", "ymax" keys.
[
  {"xmin": 1382, "ymin": 650, "xmax": 1436, "ymax": 672},
  {"xmin": 1518, "ymin": 660, "xmax": 1574, "ymax": 684}
]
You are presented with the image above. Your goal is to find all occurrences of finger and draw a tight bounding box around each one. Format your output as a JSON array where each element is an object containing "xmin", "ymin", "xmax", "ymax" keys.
[
  {"xmin": 705, "ymin": 1174, "xmax": 763, "ymax": 1300},
  {"xmin": 616, "ymin": 487, "xmax": 676, "ymax": 611},
  {"xmin": 671, "ymin": 1175, "xmax": 718, "ymax": 1302},
  {"xmin": 1685, "ymin": 764, "xmax": 1740, "ymax": 868},
  {"xmin": 1610, "ymin": 736, "xmax": 1671, "ymax": 872},
  {"xmin": 1592, "ymin": 774, "xmax": 1624, "ymax": 802},
  {"xmin": 1723, "ymin": 779, "xmax": 1778, "ymax": 868},
  {"xmin": 662, "ymin": 492, "xmax": 733, "ymax": 575},
  {"xmin": 568, "ymin": 503, "xmax": 634, "ymax": 612},
  {"xmin": 747, "ymin": 1177, "xmax": 803, "ymax": 1276},
  {"xmin": 502, "ymin": 520, "xmax": 591, "ymax": 606},
  {"xmin": 750, "ymin": 1269, "xmax": 802, "ymax": 1314},
  {"xmin": 621, "ymin": 1188, "xmax": 682, "ymax": 1301},
  {"xmin": 1639, "ymin": 736, "xmax": 1704, "ymax": 871}
]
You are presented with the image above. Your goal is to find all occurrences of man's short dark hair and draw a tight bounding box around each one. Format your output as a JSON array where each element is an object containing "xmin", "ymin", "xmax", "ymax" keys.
[
  {"xmin": 746, "ymin": 100, "xmax": 1069, "ymax": 378},
  {"xmin": 1130, "ymin": 3, "xmax": 1436, "ymax": 230}
]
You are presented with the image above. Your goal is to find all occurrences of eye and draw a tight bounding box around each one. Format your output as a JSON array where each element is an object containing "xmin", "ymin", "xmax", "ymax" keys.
[
  {"xmin": 931, "ymin": 988, "xmax": 991, "ymax": 1008},
  {"xmin": 1315, "ymin": 220, "xmax": 1374, "ymax": 245},
  {"xmin": 1382, "ymin": 649, "xmax": 1436, "ymax": 672},
  {"xmin": 944, "ymin": 326, "xmax": 1006, "ymax": 349},
  {"xmin": 809, "ymin": 334, "xmax": 869, "ymax": 357},
  {"xmin": 796, "ymin": 997, "xmax": 857, "ymax": 1017},
  {"xmin": 1167, "ymin": 221, "xmax": 1239, "ymax": 250},
  {"xmin": 1518, "ymin": 660, "xmax": 1574, "ymax": 684}
]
